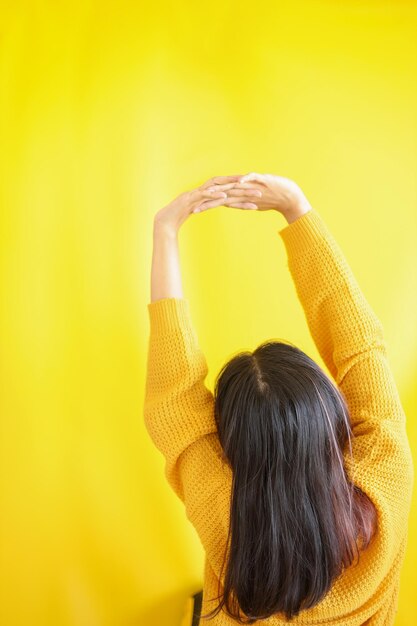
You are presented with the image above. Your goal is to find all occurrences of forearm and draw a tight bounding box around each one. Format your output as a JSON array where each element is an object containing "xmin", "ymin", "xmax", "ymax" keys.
[{"xmin": 150, "ymin": 221, "xmax": 183, "ymax": 302}]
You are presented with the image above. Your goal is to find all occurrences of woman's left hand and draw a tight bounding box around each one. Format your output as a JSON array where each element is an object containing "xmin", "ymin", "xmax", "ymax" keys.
[{"xmin": 154, "ymin": 175, "xmax": 263, "ymax": 234}]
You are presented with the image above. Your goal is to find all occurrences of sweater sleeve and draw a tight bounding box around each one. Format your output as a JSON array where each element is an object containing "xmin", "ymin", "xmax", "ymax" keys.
[
  {"xmin": 143, "ymin": 297, "xmax": 231, "ymax": 582},
  {"xmin": 278, "ymin": 208, "xmax": 414, "ymax": 557}
]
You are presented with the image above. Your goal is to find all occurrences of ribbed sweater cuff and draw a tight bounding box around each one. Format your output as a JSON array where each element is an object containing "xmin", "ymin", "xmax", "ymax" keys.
[
  {"xmin": 278, "ymin": 207, "xmax": 328, "ymax": 250},
  {"xmin": 147, "ymin": 297, "xmax": 191, "ymax": 332}
]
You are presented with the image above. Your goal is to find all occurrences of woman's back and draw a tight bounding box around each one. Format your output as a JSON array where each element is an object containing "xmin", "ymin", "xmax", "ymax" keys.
[{"xmin": 144, "ymin": 206, "xmax": 414, "ymax": 625}]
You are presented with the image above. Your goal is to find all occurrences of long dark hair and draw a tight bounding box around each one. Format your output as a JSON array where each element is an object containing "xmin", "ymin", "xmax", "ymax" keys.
[{"xmin": 200, "ymin": 340, "xmax": 378, "ymax": 623}]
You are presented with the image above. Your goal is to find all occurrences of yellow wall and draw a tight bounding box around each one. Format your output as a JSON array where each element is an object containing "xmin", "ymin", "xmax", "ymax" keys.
[{"xmin": 0, "ymin": 1, "xmax": 416, "ymax": 625}]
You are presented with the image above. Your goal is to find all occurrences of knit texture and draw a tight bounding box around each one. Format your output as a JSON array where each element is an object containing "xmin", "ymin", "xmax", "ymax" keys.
[{"xmin": 143, "ymin": 208, "xmax": 414, "ymax": 625}]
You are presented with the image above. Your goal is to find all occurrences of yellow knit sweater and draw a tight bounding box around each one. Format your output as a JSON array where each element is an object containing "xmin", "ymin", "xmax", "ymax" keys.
[{"xmin": 143, "ymin": 208, "xmax": 414, "ymax": 625}]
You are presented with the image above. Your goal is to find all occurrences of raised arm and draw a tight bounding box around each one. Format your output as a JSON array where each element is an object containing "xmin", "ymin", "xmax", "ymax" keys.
[
  {"xmin": 145, "ymin": 175, "xmax": 265, "ymax": 480},
  {"xmin": 277, "ymin": 208, "xmax": 404, "ymax": 433},
  {"xmin": 143, "ymin": 176, "xmax": 265, "ymax": 581},
  {"xmin": 235, "ymin": 172, "xmax": 413, "ymax": 561},
  {"xmin": 145, "ymin": 175, "xmax": 261, "ymax": 489},
  {"xmin": 235, "ymin": 172, "xmax": 410, "ymax": 434},
  {"xmin": 144, "ymin": 176, "xmax": 233, "ymax": 497},
  {"xmin": 276, "ymin": 203, "xmax": 414, "ymax": 562}
]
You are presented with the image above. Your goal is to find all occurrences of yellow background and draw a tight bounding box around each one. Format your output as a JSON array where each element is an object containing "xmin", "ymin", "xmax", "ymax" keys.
[{"xmin": 0, "ymin": 1, "xmax": 416, "ymax": 625}]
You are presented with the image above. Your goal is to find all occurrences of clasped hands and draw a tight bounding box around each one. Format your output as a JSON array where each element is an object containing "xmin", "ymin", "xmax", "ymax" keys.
[{"xmin": 153, "ymin": 172, "xmax": 311, "ymax": 235}]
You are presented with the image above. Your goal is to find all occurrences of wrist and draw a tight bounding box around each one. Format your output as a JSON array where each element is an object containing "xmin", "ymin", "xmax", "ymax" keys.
[
  {"xmin": 283, "ymin": 194, "xmax": 312, "ymax": 224},
  {"xmin": 153, "ymin": 218, "xmax": 178, "ymax": 239}
]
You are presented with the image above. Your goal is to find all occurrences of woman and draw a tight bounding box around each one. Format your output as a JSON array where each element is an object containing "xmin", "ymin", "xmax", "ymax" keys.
[{"xmin": 143, "ymin": 173, "xmax": 414, "ymax": 625}]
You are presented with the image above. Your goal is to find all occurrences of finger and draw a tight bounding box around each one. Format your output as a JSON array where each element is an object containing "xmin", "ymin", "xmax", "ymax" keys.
[
  {"xmin": 222, "ymin": 189, "xmax": 262, "ymax": 198},
  {"xmin": 223, "ymin": 195, "xmax": 261, "ymax": 205},
  {"xmin": 206, "ymin": 182, "xmax": 262, "ymax": 192},
  {"xmin": 191, "ymin": 188, "xmax": 226, "ymax": 202},
  {"xmin": 200, "ymin": 175, "xmax": 242, "ymax": 190},
  {"xmin": 200, "ymin": 190, "xmax": 228, "ymax": 199},
  {"xmin": 192, "ymin": 196, "xmax": 227, "ymax": 213},
  {"xmin": 225, "ymin": 202, "xmax": 258, "ymax": 210},
  {"xmin": 239, "ymin": 172, "xmax": 266, "ymax": 184},
  {"xmin": 203, "ymin": 182, "xmax": 240, "ymax": 192},
  {"xmin": 212, "ymin": 175, "xmax": 243, "ymax": 182}
]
